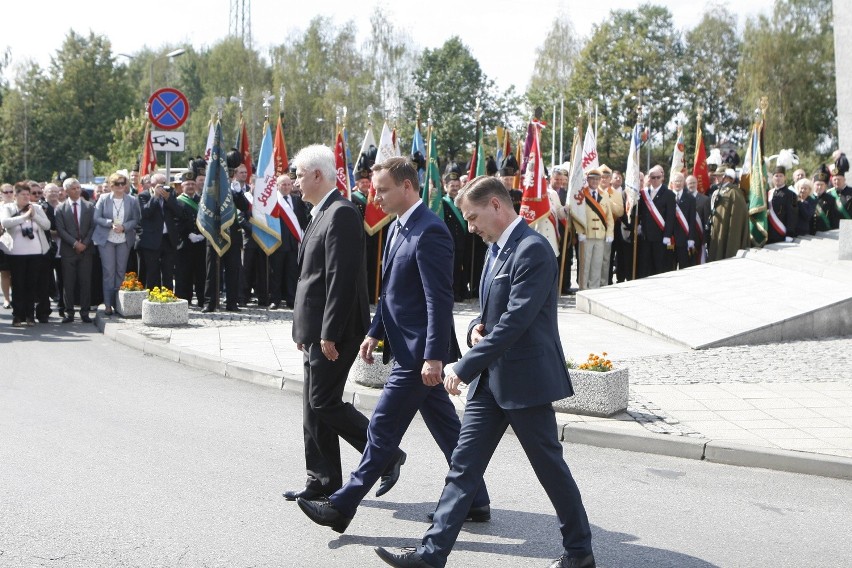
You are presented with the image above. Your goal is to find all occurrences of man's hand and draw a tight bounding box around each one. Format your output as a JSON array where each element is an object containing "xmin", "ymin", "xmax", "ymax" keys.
[
  {"xmin": 470, "ymin": 323, "xmax": 486, "ymax": 346},
  {"xmin": 605, "ymin": 236, "xmax": 614, "ymax": 243},
  {"xmin": 73, "ymin": 241, "xmax": 87, "ymax": 254},
  {"xmin": 662, "ymin": 237, "xmax": 671, "ymax": 246},
  {"xmin": 320, "ymin": 339, "xmax": 338, "ymax": 361},
  {"xmin": 443, "ymin": 368, "xmax": 462, "ymax": 396},
  {"xmin": 422, "ymin": 359, "xmax": 442, "ymax": 386},
  {"xmin": 295, "ymin": 342, "xmax": 303, "ymax": 351},
  {"xmin": 578, "ymin": 234, "xmax": 587, "ymax": 242},
  {"xmin": 359, "ymin": 336, "xmax": 379, "ymax": 364}
]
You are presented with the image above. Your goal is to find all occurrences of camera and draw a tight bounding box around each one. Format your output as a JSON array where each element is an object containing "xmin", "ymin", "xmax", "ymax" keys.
[{"xmin": 22, "ymin": 226, "xmax": 34, "ymax": 239}]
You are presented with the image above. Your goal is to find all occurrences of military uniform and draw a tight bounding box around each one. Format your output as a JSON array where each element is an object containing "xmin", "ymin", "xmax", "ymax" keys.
[{"xmin": 574, "ymin": 170, "xmax": 614, "ymax": 289}]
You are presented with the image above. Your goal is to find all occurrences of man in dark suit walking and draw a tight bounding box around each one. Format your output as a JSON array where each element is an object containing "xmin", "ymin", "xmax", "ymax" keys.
[
  {"xmin": 375, "ymin": 176, "xmax": 594, "ymax": 568},
  {"xmin": 54, "ymin": 178, "xmax": 95, "ymax": 323},
  {"xmin": 137, "ymin": 173, "xmax": 181, "ymax": 290},
  {"xmin": 268, "ymin": 174, "xmax": 308, "ymax": 309},
  {"xmin": 296, "ymin": 157, "xmax": 489, "ymax": 533},
  {"xmin": 637, "ymin": 165, "xmax": 676, "ymax": 278},
  {"xmin": 285, "ymin": 144, "xmax": 383, "ymax": 504}
]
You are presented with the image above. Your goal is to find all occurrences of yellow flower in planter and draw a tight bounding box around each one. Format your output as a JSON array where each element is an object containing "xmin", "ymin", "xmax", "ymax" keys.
[
  {"xmin": 572, "ymin": 352, "xmax": 613, "ymax": 372},
  {"xmin": 147, "ymin": 286, "xmax": 179, "ymax": 303}
]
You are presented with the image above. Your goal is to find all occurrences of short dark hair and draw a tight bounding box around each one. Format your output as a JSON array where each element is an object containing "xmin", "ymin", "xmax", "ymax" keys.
[
  {"xmin": 455, "ymin": 175, "xmax": 512, "ymax": 208},
  {"xmin": 372, "ymin": 156, "xmax": 419, "ymax": 189},
  {"xmin": 14, "ymin": 181, "xmax": 30, "ymax": 195}
]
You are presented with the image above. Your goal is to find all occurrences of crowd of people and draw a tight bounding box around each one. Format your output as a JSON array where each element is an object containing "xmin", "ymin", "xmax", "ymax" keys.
[{"xmin": 2, "ymin": 143, "xmax": 850, "ymax": 330}]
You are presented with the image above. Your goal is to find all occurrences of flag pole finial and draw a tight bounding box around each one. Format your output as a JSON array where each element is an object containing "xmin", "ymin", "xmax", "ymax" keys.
[
  {"xmin": 278, "ymin": 85, "xmax": 286, "ymax": 119},
  {"xmin": 759, "ymin": 96, "xmax": 769, "ymax": 117},
  {"xmin": 230, "ymin": 86, "xmax": 245, "ymax": 115},
  {"xmin": 262, "ymin": 91, "xmax": 274, "ymax": 121},
  {"xmin": 366, "ymin": 105, "xmax": 374, "ymax": 129},
  {"xmin": 214, "ymin": 96, "xmax": 226, "ymax": 120}
]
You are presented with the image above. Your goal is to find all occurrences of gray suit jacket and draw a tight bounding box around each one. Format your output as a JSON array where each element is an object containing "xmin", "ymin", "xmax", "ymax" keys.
[
  {"xmin": 92, "ymin": 194, "xmax": 141, "ymax": 248},
  {"xmin": 55, "ymin": 198, "xmax": 96, "ymax": 257}
]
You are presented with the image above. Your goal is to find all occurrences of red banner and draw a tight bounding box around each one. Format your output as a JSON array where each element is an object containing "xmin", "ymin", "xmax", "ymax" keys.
[
  {"xmin": 693, "ymin": 127, "xmax": 710, "ymax": 195},
  {"xmin": 273, "ymin": 116, "xmax": 289, "ymax": 177},
  {"xmin": 334, "ymin": 130, "xmax": 350, "ymax": 200},
  {"xmin": 139, "ymin": 122, "xmax": 157, "ymax": 177},
  {"xmin": 237, "ymin": 117, "xmax": 253, "ymax": 180}
]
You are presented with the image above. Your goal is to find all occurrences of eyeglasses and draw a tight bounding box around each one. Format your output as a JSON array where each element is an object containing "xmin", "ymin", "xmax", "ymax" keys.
[
  {"xmin": 1, "ymin": 190, "xmax": 13, "ymax": 194},
  {"xmin": 31, "ymin": 191, "xmax": 43, "ymax": 195},
  {"xmin": 649, "ymin": 175, "xmax": 663, "ymax": 180},
  {"xmin": 113, "ymin": 181, "xmax": 127, "ymax": 186}
]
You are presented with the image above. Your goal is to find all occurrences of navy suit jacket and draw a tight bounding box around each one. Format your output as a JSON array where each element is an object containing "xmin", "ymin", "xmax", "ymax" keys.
[
  {"xmin": 137, "ymin": 188, "xmax": 181, "ymax": 250},
  {"xmin": 639, "ymin": 185, "xmax": 676, "ymax": 241},
  {"xmin": 454, "ymin": 221, "xmax": 573, "ymax": 410},
  {"xmin": 368, "ymin": 202, "xmax": 459, "ymax": 370}
]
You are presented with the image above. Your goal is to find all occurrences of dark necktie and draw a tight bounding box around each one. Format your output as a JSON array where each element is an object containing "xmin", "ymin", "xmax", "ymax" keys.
[
  {"xmin": 72, "ymin": 202, "xmax": 81, "ymax": 240},
  {"xmin": 480, "ymin": 242, "xmax": 500, "ymax": 300}
]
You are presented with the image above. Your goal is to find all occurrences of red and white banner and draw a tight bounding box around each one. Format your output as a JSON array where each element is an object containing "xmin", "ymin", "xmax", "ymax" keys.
[
  {"xmin": 581, "ymin": 123, "xmax": 599, "ymax": 172},
  {"xmin": 334, "ymin": 130, "xmax": 350, "ymax": 199}
]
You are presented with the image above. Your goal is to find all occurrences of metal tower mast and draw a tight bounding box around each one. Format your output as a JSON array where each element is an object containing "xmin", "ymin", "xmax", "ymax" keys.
[{"xmin": 229, "ymin": 0, "xmax": 252, "ymax": 48}]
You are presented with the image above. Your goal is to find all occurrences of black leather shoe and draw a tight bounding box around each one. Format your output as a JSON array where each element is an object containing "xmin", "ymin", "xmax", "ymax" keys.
[
  {"xmin": 296, "ymin": 497, "xmax": 352, "ymax": 533},
  {"xmin": 37, "ymin": 316, "xmax": 49, "ymax": 324},
  {"xmin": 375, "ymin": 450, "xmax": 406, "ymax": 497},
  {"xmin": 374, "ymin": 547, "xmax": 436, "ymax": 567},
  {"xmin": 225, "ymin": 305, "xmax": 241, "ymax": 312},
  {"xmin": 426, "ymin": 504, "xmax": 490, "ymax": 523},
  {"xmin": 61, "ymin": 316, "xmax": 74, "ymax": 324},
  {"xmin": 548, "ymin": 553, "xmax": 596, "ymax": 568},
  {"xmin": 80, "ymin": 315, "xmax": 92, "ymax": 323},
  {"xmin": 201, "ymin": 305, "xmax": 215, "ymax": 313},
  {"xmin": 283, "ymin": 488, "xmax": 327, "ymax": 501},
  {"xmin": 268, "ymin": 302, "xmax": 280, "ymax": 310}
]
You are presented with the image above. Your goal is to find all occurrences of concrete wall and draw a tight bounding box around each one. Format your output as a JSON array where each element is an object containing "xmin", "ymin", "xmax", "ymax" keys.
[{"xmin": 835, "ymin": 0, "xmax": 852, "ymax": 152}]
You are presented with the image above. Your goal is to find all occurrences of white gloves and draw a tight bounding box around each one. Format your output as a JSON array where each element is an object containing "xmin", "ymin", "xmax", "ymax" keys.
[
  {"xmin": 785, "ymin": 236, "xmax": 793, "ymax": 243},
  {"xmin": 688, "ymin": 240, "xmax": 695, "ymax": 249},
  {"xmin": 578, "ymin": 234, "xmax": 587, "ymax": 242},
  {"xmin": 188, "ymin": 233, "xmax": 205, "ymax": 243},
  {"xmin": 662, "ymin": 237, "xmax": 671, "ymax": 246},
  {"xmin": 230, "ymin": 181, "xmax": 244, "ymax": 193},
  {"xmin": 605, "ymin": 236, "xmax": 614, "ymax": 243}
]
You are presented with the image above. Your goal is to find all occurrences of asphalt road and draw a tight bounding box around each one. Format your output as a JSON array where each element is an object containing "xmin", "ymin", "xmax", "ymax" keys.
[{"xmin": 1, "ymin": 325, "xmax": 850, "ymax": 568}]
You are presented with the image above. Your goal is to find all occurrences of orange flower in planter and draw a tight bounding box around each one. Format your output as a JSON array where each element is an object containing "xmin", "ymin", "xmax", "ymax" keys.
[{"xmin": 120, "ymin": 272, "xmax": 144, "ymax": 291}]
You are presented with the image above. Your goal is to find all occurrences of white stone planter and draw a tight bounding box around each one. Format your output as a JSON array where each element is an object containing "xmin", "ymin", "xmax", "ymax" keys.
[
  {"xmin": 349, "ymin": 355, "xmax": 392, "ymax": 388},
  {"xmin": 553, "ymin": 367, "xmax": 629, "ymax": 417},
  {"xmin": 116, "ymin": 290, "xmax": 147, "ymax": 317},
  {"xmin": 142, "ymin": 299, "xmax": 189, "ymax": 327}
]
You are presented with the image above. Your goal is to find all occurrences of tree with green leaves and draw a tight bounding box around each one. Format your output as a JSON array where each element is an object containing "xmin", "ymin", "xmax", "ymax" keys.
[
  {"xmin": 526, "ymin": 15, "xmax": 581, "ymax": 115},
  {"xmin": 737, "ymin": 0, "xmax": 836, "ymax": 154},
  {"xmin": 566, "ymin": 5, "xmax": 687, "ymax": 170}
]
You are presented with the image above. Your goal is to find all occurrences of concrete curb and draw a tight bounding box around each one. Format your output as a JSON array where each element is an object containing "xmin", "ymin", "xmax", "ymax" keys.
[{"xmin": 95, "ymin": 313, "xmax": 852, "ymax": 481}]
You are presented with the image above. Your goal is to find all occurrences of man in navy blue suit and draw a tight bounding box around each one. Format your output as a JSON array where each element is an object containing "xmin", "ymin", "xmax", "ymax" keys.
[
  {"xmin": 296, "ymin": 157, "xmax": 490, "ymax": 533},
  {"xmin": 375, "ymin": 176, "xmax": 594, "ymax": 568}
]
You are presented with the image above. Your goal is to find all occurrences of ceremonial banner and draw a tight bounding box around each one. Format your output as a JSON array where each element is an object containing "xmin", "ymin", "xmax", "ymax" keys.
[
  {"xmin": 624, "ymin": 124, "xmax": 642, "ymax": 220},
  {"xmin": 581, "ymin": 123, "xmax": 599, "ymax": 173},
  {"xmin": 693, "ymin": 124, "xmax": 710, "ymax": 194},
  {"xmin": 236, "ymin": 117, "xmax": 253, "ymax": 180},
  {"xmin": 411, "ymin": 122, "xmax": 426, "ymax": 186},
  {"xmin": 422, "ymin": 126, "xmax": 444, "ymax": 216},
  {"xmin": 334, "ymin": 129, "xmax": 350, "ymax": 199},
  {"xmin": 273, "ymin": 114, "xmax": 289, "ymax": 177},
  {"xmin": 139, "ymin": 121, "xmax": 157, "ymax": 177},
  {"xmin": 747, "ymin": 121, "xmax": 768, "ymax": 247},
  {"xmin": 567, "ymin": 124, "xmax": 587, "ymax": 231},
  {"xmin": 376, "ymin": 121, "xmax": 397, "ymax": 165},
  {"xmin": 361, "ymin": 126, "xmax": 392, "ymax": 235},
  {"xmin": 197, "ymin": 120, "xmax": 236, "ymax": 256},
  {"xmin": 671, "ymin": 126, "xmax": 686, "ymax": 180},
  {"xmin": 203, "ymin": 118, "xmax": 215, "ymax": 163},
  {"xmin": 250, "ymin": 122, "xmax": 283, "ymax": 255}
]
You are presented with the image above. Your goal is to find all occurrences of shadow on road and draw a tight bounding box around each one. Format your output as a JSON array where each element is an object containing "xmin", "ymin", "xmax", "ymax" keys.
[{"xmin": 330, "ymin": 500, "xmax": 720, "ymax": 568}]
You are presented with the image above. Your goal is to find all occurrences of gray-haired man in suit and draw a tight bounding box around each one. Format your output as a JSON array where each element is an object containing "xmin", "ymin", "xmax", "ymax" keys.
[{"xmin": 376, "ymin": 176, "xmax": 594, "ymax": 568}]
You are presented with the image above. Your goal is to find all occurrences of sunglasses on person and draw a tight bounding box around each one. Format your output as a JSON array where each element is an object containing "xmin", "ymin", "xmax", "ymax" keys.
[
  {"xmin": 113, "ymin": 181, "xmax": 128, "ymax": 186},
  {"xmin": 1, "ymin": 190, "xmax": 13, "ymax": 194}
]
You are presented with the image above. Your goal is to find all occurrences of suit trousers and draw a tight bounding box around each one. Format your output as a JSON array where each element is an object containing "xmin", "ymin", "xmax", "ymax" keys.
[
  {"xmin": 301, "ymin": 338, "xmax": 371, "ymax": 493},
  {"xmin": 176, "ymin": 243, "xmax": 206, "ymax": 306},
  {"xmin": 141, "ymin": 238, "xmax": 176, "ymax": 290},
  {"xmin": 36, "ymin": 252, "xmax": 54, "ymax": 319},
  {"xmin": 673, "ymin": 244, "xmax": 691, "ymax": 270},
  {"xmin": 268, "ymin": 247, "xmax": 298, "ymax": 306},
  {"xmin": 638, "ymin": 237, "xmax": 670, "ymax": 278},
  {"xmin": 240, "ymin": 246, "xmax": 268, "ymax": 304},
  {"xmin": 61, "ymin": 251, "xmax": 92, "ymax": 316},
  {"xmin": 582, "ymin": 238, "xmax": 605, "ymax": 289},
  {"xmin": 9, "ymin": 254, "xmax": 43, "ymax": 321},
  {"xmin": 330, "ymin": 365, "xmax": 490, "ymax": 518},
  {"xmin": 418, "ymin": 377, "xmax": 593, "ymax": 568},
  {"xmin": 205, "ymin": 241, "xmax": 241, "ymax": 308},
  {"xmin": 599, "ymin": 241, "xmax": 613, "ymax": 286},
  {"xmin": 98, "ymin": 241, "xmax": 131, "ymax": 309}
]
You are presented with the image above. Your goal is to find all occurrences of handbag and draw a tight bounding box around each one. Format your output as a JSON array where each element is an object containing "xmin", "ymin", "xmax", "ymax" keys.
[{"xmin": 0, "ymin": 229, "xmax": 13, "ymax": 253}]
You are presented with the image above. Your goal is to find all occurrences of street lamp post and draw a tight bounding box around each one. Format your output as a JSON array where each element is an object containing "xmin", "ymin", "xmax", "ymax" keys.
[{"xmin": 149, "ymin": 48, "xmax": 186, "ymax": 95}]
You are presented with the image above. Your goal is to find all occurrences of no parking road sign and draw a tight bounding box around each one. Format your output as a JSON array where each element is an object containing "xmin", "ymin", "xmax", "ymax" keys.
[{"xmin": 147, "ymin": 88, "xmax": 190, "ymax": 130}]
